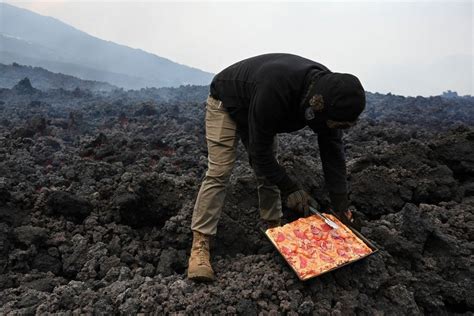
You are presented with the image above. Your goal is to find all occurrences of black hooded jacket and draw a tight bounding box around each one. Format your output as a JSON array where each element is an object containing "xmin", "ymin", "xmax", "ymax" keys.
[{"xmin": 210, "ymin": 53, "xmax": 361, "ymax": 210}]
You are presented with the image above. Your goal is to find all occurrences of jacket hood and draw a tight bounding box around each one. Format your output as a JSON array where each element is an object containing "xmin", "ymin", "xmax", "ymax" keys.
[{"xmin": 300, "ymin": 72, "xmax": 366, "ymax": 124}]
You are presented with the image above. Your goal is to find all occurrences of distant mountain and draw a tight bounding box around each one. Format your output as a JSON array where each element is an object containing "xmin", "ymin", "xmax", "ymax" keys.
[
  {"xmin": 0, "ymin": 62, "xmax": 117, "ymax": 92},
  {"xmin": 0, "ymin": 3, "xmax": 214, "ymax": 89}
]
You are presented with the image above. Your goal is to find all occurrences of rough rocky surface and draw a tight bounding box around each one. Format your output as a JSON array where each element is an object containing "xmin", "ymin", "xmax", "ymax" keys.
[{"xmin": 0, "ymin": 78, "xmax": 473, "ymax": 314}]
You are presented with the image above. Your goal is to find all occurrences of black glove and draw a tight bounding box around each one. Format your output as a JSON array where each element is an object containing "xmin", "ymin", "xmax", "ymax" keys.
[{"xmin": 286, "ymin": 190, "xmax": 317, "ymax": 214}]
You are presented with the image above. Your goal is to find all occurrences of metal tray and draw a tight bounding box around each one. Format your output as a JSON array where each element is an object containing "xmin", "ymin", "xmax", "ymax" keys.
[{"xmin": 263, "ymin": 212, "xmax": 379, "ymax": 281}]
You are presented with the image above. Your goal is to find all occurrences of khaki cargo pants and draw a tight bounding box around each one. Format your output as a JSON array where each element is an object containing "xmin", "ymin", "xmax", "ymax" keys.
[{"xmin": 191, "ymin": 96, "xmax": 282, "ymax": 235}]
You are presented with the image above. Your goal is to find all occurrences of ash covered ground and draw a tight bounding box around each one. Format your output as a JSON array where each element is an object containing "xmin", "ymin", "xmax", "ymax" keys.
[{"xmin": 0, "ymin": 78, "xmax": 473, "ymax": 314}]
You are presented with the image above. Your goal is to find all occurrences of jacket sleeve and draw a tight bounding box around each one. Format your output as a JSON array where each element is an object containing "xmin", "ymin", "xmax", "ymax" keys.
[
  {"xmin": 248, "ymin": 85, "xmax": 299, "ymax": 196},
  {"xmin": 317, "ymin": 128, "xmax": 349, "ymax": 211}
]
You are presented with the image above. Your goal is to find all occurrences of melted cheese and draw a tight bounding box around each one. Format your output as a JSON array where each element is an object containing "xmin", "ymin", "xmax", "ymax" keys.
[{"xmin": 266, "ymin": 214, "xmax": 373, "ymax": 280}]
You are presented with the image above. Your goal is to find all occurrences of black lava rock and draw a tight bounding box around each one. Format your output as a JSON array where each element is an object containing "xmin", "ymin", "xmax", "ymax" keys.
[
  {"xmin": 0, "ymin": 82, "xmax": 473, "ymax": 314},
  {"xmin": 46, "ymin": 191, "xmax": 93, "ymax": 223},
  {"xmin": 156, "ymin": 248, "xmax": 186, "ymax": 276}
]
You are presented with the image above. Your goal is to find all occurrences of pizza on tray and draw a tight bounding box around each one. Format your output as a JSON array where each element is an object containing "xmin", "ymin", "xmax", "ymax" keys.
[{"xmin": 265, "ymin": 214, "xmax": 373, "ymax": 280}]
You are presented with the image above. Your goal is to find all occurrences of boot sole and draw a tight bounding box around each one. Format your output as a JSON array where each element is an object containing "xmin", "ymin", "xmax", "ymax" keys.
[{"xmin": 187, "ymin": 271, "xmax": 215, "ymax": 282}]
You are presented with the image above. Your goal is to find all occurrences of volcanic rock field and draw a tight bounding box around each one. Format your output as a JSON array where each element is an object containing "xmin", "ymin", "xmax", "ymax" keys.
[{"xmin": 0, "ymin": 79, "xmax": 473, "ymax": 314}]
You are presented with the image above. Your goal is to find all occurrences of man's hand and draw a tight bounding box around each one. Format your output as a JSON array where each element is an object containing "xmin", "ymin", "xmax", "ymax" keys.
[
  {"xmin": 286, "ymin": 190, "xmax": 317, "ymax": 214},
  {"xmin": 334, "ymin": 208, "xmax": 355, "ymax": 227},
  {"xmin": 344, "ymin": 210, "xmax": 353, "ymax": 221}
]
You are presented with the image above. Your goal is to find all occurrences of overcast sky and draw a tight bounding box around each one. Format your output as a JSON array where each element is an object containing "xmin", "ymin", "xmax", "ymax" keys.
[{"xmin": 3, "ymin": 0, "xmax": 473, "ymax": 96}]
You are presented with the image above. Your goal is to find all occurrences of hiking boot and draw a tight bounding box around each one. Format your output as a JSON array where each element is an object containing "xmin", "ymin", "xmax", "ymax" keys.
[{"xmin": 187, "ymin": 231, "xmax": 215, "ymax": 282}]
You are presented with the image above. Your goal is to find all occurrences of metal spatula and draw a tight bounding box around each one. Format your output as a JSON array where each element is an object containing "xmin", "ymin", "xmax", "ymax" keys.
[{"xmin": 309, "ymin": 206, "xmax": 339, "ymax": 230}]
